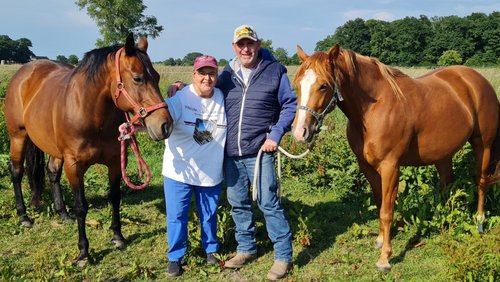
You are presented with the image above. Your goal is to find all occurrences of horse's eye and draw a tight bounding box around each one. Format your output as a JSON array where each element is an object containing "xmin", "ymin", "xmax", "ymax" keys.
[
  {"xmin": 133, "ymin": 76, "xmax": 145, "ymax": 84},
  {"xmin": 319, "ymin": 83, "xmax": 328, "ymax": 91}
]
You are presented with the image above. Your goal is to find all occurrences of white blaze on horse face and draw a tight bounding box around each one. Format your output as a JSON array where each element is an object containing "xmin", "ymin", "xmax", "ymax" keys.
[
  {"xmin": 298, "ymin": 69, "xmax": 317, "ymax": 124},
  {"xmin": 293, "ymin": 68, "xmax": 317, "ymax": 142}
]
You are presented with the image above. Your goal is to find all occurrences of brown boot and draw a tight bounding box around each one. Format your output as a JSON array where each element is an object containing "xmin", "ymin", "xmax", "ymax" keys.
[
  {"xmin": 224, "ymin": 253, "xmax": 257, "ymax": 269},
  {"xmin": 267, "ymin": 261, "xmax": 292, "ymax": 280}
]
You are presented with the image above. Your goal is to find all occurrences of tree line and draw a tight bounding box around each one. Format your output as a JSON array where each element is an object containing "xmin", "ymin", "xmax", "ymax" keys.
[{"xmin": 315, "ymin": 12, "xmax": 499, "ymax": 67}]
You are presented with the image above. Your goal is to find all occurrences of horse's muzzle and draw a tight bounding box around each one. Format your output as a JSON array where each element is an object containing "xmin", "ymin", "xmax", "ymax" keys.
[{"xmin": 162, "ymin": 122, "xmax": 173, "ymax": 139}]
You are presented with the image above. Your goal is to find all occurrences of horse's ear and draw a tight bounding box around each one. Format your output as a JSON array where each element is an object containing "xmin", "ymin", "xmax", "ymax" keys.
[
  {"xmin": 138, "ymin": 36, "xmax": 148, "ymax": 52},
  {"xmin": 297, "ymin": 45, "xmax": 309, "ymax": 63},
  {"xmin": 125, "ymin": 33, "xmax": 135, "ymax": 55},
  {"xmin": 328, "ymin": 44, "xmax": 340, "ymax": 61}
]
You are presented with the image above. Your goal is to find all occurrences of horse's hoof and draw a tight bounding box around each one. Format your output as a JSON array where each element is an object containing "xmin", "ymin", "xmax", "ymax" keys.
[
  {"xmin": 477, "ymin": 223, "xmax": 484, "ymax": 234},
  {"xmin": 76, "ymin": 258, "xmax": 89, "ymax": 268},
  {"xmin": 19, "ymin": 217, "xmax": 33, "ymax": 228},
  {"xmin": 60, "ymin": 214, "xmax": 74, "ymax": 223},
  {"xmin": 111, "ymin": 238, "xmax": 126, "ymax": 249},
  {"xmin": 375, "ymin": 262, "xmax": 391, "ymax": 272}
]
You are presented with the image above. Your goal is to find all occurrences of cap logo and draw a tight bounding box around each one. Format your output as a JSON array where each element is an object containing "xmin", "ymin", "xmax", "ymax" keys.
[{"xmin": 236, "ymin": 27, "xmax": 255, "ymax": 38}]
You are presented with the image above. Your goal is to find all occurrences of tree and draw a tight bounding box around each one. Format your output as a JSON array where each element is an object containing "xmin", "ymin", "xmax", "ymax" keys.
[
  {"xmin": 56, "ymin": 55, "xmax": 69, "ymax": 63},
  {"xmin": 274, "ymin": 47, "xmax": 289, "ymax": 65},
  {"xmin": 182, "ymin": 52, "xmax": 203, "ymax": 66},
  {"xmin": 68, "ymin": 54, "xmax": 79, "ymax": 65},
  {"xmin": 0, "ymin": 35, "xmax": 34, "ymax": 63},
  {"xmin": 320, "ymin": 18, "xmax": 371, "ymax": 55},
  {"xmin": 163, "ymin": 57, "xmax": 176, "ymax": 66},
  {"xmin": 0, "ymin": 35, "xmax": 15, "ymax": 61},
  {"xmin": 386, "ymin": 16, "xmax": 432, "ymax": 66},
  {"xmin": 75, "ymin": 0, "xmax": 163, "ymax": 47},
  {"xmin": 218, "ymin": 58, "xmax": 228, "ymax": 67},
  {"xmin": 14, "ymin": 38, "xmax": 35, "ymax": 63},
  {"xmin": 366, "ymin": 19, "xmax": 393, "ymax": 63},
  {"xmin": 425, "ymin": 15, "xmax": 475, "ymax": 65},
  {"xmin": 289, "ymin": 53, "xmax": 300, "ymax": 65},
  {"xmin": 260, "ymin": 39, "xmax": 275, "ymax": 54}
]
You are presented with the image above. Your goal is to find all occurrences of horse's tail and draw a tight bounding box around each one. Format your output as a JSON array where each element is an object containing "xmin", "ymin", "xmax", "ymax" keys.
[
  {"xmin": 486, "ymin": 108, "xmax": 500, "ymax": 185},
  {"xmin": 25, "ymin": 138, "xmax": 45, "ymax": 207}
]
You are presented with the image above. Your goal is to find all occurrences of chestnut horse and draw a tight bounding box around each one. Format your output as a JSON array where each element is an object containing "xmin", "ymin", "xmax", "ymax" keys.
[
  {"xmin": 291, "ymin": 44, "xmax": 500, "ymax": 271},
  {"xmin": 5, "ymin": 34, "xmax": 173, "ymax": 265}
]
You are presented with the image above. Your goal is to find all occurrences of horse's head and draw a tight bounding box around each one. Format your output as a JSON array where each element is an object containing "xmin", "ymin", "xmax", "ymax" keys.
[
  {"xmin": 112, "ymin": 33, "xmax": 173, "ymax": 140},
  {"xmin": 292, "ymin": 45, "xmax": 342, "ymax": 143}
]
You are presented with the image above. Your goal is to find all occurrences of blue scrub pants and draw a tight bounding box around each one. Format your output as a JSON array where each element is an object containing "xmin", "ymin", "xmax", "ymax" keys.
[{"xmin": 163, "ymin": 177, "xmax": 221, "ymax": 262}]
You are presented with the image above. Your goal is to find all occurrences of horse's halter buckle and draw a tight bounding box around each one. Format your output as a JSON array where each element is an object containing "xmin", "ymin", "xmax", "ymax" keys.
[
  {"xmin": 113, "ymin": 47, "xmax": 167, "ymax": 124},
  {"xmin": 297, "ymin": 83, "xmax": 343, "ymax": 132}
]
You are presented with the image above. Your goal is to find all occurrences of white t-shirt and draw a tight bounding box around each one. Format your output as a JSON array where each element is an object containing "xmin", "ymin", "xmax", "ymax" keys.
[{"xmin": 162, "ymin": 84, "xmax": 227, "ymax": 186}]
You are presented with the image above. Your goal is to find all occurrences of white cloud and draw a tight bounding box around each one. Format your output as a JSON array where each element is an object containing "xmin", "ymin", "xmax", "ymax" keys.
[
  {"xmin": 373, "ymin": 11, "xmax": 396, "ymax": 21},
  {"xmin": 343, "ymin": 9, "xmax": 396, "ymax": 21},
  {"xmin": 344, "ymin": 9, "xmax": 371, "ymax": 19},
  {"xmin": 64, "ymin": 10, "xmax": 94, "ymax": 27}
]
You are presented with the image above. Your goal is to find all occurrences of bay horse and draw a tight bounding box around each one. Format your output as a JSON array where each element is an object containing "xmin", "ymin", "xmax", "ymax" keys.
[
  {"xmin": 291, "ymin": 44, "xmax": 500, "ymax": 271},
  {"xmin": 5, "ymin": 33, "xmax": 173, "ymax": 266}
]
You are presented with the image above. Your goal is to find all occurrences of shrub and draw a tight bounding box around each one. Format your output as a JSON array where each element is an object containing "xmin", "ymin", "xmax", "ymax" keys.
[
  {"xmin": 442, "ymin": 227, "xmax": 500, "ymax": 281},
  {"xmin": 438, "ymin": 50, "xmax": 463, "ymax": 66}
]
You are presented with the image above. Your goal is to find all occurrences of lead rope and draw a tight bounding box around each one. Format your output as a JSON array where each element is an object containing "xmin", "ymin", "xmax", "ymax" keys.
[
  {"xmin": 252, "ymin": 144, "xmax": 311, "ymax": 202},
  {"xmin": 118, "ymin": 118, "xmax": 152, "ymax": 190}
]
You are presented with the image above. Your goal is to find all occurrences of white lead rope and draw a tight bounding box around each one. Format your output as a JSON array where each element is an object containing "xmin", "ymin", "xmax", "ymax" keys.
[{"xmin": 252, "ymin": 145, "xmax": 311, "ymax": 202}]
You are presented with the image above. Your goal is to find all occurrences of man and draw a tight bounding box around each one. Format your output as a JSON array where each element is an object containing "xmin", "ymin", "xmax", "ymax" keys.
[{"xmin": 217, "ymin": 24, "xmax": 297, "ymax": 280}]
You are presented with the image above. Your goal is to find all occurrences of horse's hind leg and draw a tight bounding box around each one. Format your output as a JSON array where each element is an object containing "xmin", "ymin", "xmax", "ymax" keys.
[
  {"xmin": 46, "ymin": 156, "xmax": 72, "ymax": 221},
  {"xmin": 108, "ymin": 163, "xmax": 125, "ymax": 248},
  {"xmin": 469, "ymin": 136, "xmax": 492, "ymax": 233},
  {"xmin": 8, "ymin": 135, "xmax": 32, "ymax": 227}
]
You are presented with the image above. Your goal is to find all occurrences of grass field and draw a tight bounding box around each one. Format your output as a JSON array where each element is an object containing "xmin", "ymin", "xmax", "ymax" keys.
[{"xmin": 0, "ymin": 64, "xmax": 499, "ymax": 281}]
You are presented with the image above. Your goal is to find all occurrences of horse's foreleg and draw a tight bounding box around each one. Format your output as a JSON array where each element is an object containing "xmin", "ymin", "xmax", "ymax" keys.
[
  {"xmin": 376, "ymin": 162, "xmax": 399, "ymax": 272},
  {"xmin": 435, "ymin": 158, "xmax": 454, "ymax": 201},
  {"xmin": 46, "ymin": 157, "xmax": 71, "ymax": 222},
  {"xmin": 358, "ymin": 159, "xmax": 383, "ymax": 248},
  {"xmin": 108, "ymin": 165, "xmax": 125, "ymax": 248},
  {"xmin": 64, "ymin": 160, "xmax": 90, "ymax": 266}
]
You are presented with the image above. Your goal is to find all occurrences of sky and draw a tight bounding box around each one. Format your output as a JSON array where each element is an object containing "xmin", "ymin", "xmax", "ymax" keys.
[{"xmin": 2, "ymin": 0, "xmax": 499, "ymax": 63}]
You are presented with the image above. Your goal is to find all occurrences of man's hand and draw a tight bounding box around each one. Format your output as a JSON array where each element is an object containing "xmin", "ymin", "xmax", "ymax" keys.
[{"xmin": 261, "ymin": 139, "xmax": 278, "ymax": 152}]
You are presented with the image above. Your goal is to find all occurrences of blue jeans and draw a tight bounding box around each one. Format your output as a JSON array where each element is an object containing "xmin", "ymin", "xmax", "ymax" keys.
[
  {"xmin": 163, "ymin": 177, "xmax": 221, "ymax": 262},
  {"xmin": 224, "ymin": 153, "xmax": 293, "ymax": 262}
]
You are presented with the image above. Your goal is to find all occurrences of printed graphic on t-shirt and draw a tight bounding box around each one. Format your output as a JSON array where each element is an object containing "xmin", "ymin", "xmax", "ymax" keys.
[{"xmin": 193, "ymin": 118, "xmax": 216, "ymax": 145}]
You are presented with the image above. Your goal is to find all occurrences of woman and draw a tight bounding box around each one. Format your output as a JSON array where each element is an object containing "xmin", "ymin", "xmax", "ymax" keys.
[{"xmin": 162, "ymin": 55, "xmax": 226, "ymax": 277}]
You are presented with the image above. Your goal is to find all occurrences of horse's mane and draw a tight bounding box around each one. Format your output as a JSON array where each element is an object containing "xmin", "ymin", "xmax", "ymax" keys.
[
  {"xmin": 75, "ymin": 45, "xmax": 153, "ymax": 83},
  {"xmin": 75, "ymin": 45, "xmax": 121, "ymax": 82},
  {"xmin": 341, "ymin": 48, "xmax": 407, "ymax": 100},
  {"xmin": 294, "ymin": 52, "xmax": 336, "ymax": 90},
  {"xmin": 295, "ymin": 47, "xmax": 407, "ymax": 100}
]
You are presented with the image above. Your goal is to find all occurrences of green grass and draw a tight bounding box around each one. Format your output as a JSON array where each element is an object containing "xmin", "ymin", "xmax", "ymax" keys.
[
  {"xmin": 1, "ymin": 172, "xmax": 497, "ymax": 281},
  {"xmin": 0, "ymin": 65, "xmax": 499, "ymax": 281}
]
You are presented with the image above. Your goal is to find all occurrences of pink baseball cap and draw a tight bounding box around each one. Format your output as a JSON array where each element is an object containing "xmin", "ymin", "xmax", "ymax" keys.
[{"xmin": 193, "ymin": 55, "xmax": 218, "ymax": 70}]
